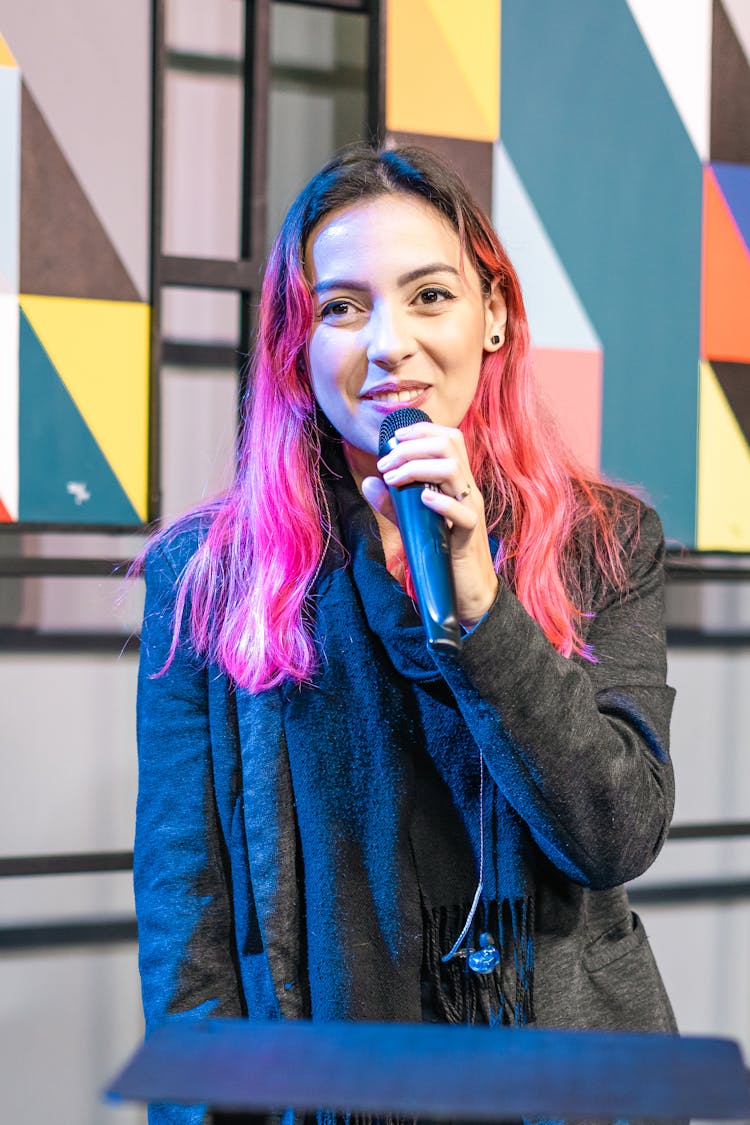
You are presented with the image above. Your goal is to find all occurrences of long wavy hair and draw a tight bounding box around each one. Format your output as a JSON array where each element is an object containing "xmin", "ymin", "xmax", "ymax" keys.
[{"xmin": 145, "ymin": 144, "xmax": 639, "ymax": 691}]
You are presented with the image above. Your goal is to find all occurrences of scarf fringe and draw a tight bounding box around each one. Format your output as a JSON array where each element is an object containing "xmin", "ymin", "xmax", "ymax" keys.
[
  {"xmin": 424, "ymin": 899, "xmax": 534, "ymax": 1028},
  {"xmin": 309, "ymin": 902, "xmax": 534, "ymax": 1125},
  {"xmin": 316, "ymin": 1115, "xmax": 410, "ymax": 1125}
]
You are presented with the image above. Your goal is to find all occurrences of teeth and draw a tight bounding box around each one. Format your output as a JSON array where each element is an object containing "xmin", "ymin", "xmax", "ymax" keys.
[{"xmin": 369, "ymin": 388, "xmax": 424, "ymax": 403}]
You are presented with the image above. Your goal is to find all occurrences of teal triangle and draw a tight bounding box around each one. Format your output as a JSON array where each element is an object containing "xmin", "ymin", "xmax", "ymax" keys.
[{"xmin": 18, "ymin": 310, "xmax": 141, "ymax": 525}]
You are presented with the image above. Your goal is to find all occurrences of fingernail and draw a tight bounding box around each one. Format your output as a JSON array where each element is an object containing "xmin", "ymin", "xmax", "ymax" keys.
[{"xmin": 383, "ymin": 470, "xmax": 397, "ymax": 483}]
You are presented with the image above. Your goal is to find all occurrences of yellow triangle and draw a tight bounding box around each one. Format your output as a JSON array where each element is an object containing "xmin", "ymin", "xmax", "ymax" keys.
[
  {"xmin": 387, "ymin": 0, "xmax": 498, "ymax": 139},
  {"xmin": 0, "ymin": 33, "xmax": 18, "ymax": 68},
  {"xmin": 20, "ymin": 295, "xmax": 150, "ymax": 521},
  {"xmin": 427, "ymin": 0, "xmax": 500, "ymax": 139},
  {"xmin": 696, "ymin": 361, "xmax": 750, "ymax": 550}
]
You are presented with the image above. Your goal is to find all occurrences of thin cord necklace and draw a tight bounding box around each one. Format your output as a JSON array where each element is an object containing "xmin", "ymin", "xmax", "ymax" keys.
[{"xmin": 441, "ymin": 746, "xmax": 501, "ymax": 974}]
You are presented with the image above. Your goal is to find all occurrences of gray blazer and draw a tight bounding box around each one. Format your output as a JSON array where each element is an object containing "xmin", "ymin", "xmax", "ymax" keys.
[{"xmin": 135, "ymin": 503, "xmax": 677, "ymax": 1124}]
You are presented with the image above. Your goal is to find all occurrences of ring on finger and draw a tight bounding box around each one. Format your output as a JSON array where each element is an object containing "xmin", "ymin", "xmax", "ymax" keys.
[{"xmin": 454, "ymin": 484, "xmax": 471, "ymax": 501}]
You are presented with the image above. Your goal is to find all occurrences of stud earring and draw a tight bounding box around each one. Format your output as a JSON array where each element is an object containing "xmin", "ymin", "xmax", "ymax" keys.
[{"xmin": 491, "ymin": 334, "xmax": 500, "ymax": 345}]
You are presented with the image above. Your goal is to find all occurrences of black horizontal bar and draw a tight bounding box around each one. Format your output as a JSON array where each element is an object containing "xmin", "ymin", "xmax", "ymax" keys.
[
  {"xmin": 273, "ymin": 62, "xmax": 366, "ymax": 91},
  {"xmin": 2, "ymin": 620, "xmax": 748, "ymax": 654},
  {"xmin": 1, "ymin": 545, "xmax": 743, "ymax": 574},
  {"xmin": 162, "ymin": 340, "xmax": 244, "ymax": 369},
  {"xmin": 629, "ymin": 877, "xmax": 750, "ymax": 906},
  {"xmin": 3, "ymin": 881, "xmax": 750, "ymax": 955},
  {"xmin": 167, "ymin": 51, "xmax": 365, "ymax": 92},
  {"xmin": 665, "ymin": 559, "xmax": 750, "ymax": 581},
  {"xmin": 0, "ymin": 630, "xmax": 139, "ymax": 654},
  {"xmin": 0, "ymin": 556, "xmax": 129, "ymax": 578},
  {"xmin": 3, "ymin": 550, "xmax": 748, "ymax": 590},
  {"xmin": 3, "ymin": 822, "xmax": 748, "ymax": 882},
  {"xmin": 668, "ymin": 820, "xmax": 750, "ymax": 841},
  {"xmin": 161, "ymin": 255, "xmax": 262, "ymax": 290},
  {"xmin": 0, "ymin": 917, "xmax": 137, "ymax": 953},
  {"xmin": 666, "ymin": 628, "xmax": 750, "ymax": 649},
  {"xmin": 277, "ymin": 0, "xmax": 368, "ymax": 9},
  {"xmin": 166, "ymin": 49, "xmax": 243, "ymax": 77},
  {"xmin": 0, "ymin": 851, "xmax": 134, "ymax": 877},
  {"xmin": 0, "ymin": 520, "xmax": 146, "ymax": 534}
]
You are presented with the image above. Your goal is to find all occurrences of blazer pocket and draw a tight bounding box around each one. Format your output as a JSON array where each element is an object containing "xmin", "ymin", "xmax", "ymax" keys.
[{"xmin": 583, "ymin": 910, "xmax": 647, "ymax": 973}]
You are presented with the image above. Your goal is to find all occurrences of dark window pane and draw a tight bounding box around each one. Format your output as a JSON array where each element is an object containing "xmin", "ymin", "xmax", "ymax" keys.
[{"xmin": 267, "ymin": 3, "xmax": 368, "ymax": 249}]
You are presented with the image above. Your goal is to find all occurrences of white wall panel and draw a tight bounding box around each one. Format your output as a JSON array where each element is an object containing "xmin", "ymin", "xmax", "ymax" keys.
[{"xmin": 0, "ymin": 947, "xmax": 145, "ymax": 1125}]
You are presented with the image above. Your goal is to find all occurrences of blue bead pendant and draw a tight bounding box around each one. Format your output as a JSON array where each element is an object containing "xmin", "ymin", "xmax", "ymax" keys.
[{"xmin": 467, "ymin": 931, "xmax": 500, "ymax": 974}]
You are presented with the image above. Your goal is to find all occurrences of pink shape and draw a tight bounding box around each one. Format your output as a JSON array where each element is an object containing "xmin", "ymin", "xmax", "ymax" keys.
[{"xmin": 531, "ymin": 347, "xmax": 603, "ymax": 475}]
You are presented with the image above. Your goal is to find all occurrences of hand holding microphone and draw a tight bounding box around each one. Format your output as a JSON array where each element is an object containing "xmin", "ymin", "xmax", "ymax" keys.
[
  {"xmin": 376, "ymin": 407, "xmax": 462, "ymax": 653},
  {"xmin": 359, "ymin": 405, "xmax": 501, "ymax": 652}
]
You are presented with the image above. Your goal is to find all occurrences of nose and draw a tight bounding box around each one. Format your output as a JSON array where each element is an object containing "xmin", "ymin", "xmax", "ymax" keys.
[{"xmin": 365, "ymin": 300, "xmax": 415, "ymax": 369}]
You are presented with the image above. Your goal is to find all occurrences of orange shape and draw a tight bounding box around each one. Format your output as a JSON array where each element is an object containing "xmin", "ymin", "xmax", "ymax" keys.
[
  {"xmin": 0, "ymin": 33, "xmax": 17, "ymax": 68},
  {"xmin": 701, "ymin": 166, "xmax": 750, "ymax": 362},
  {"xmin": 386, "ymin": 0, "xmax": 499, "ymax": 140},
  {"xmin": 532, "ymin": 347, "xmax": 603, "ymax": 475},
  {"xmin": 0, "ymin": 496, "xmax": 12, "ymax": 522}
]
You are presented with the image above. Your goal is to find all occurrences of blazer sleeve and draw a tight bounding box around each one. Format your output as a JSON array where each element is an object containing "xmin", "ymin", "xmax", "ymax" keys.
[
  {"xmin": 435, "ymin": 503, "xmax": 676, "ymax": 890},
  {"xmin": 134, "ymin": 536, "xmax": 244, "ymax": 1123}
]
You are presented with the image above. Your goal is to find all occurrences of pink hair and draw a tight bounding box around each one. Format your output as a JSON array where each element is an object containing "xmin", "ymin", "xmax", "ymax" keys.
[{"xmin": 145, "ymin": 146, "xmax": 639, "ymax": 690}]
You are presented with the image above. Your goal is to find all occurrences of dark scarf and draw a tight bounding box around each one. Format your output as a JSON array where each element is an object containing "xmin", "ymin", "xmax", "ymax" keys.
[{"xmin": 280, "ymin": 441, "xmax": 535, "ymax": 1027}]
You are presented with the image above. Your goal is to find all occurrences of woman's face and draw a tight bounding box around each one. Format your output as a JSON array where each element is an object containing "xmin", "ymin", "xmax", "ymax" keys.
[{"xmin": 304, "ymin": 193, "xmax": 506, "ymax": 469}]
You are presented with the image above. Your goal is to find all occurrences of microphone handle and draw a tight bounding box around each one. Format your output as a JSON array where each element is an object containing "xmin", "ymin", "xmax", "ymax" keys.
[{"xmin": 389, "ymin": 480, "xmax": 462, "ymax": 654}]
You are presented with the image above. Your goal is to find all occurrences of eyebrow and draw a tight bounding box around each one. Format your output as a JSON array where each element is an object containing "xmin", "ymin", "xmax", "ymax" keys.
[{"xmin": 312, "ymin": 262, "xmax": 461, "ymax": 296}]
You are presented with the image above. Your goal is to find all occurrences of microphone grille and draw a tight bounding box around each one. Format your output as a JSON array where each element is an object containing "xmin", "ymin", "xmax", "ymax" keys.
[{"xmin": 378, "ymin": 407, "xmax": 431, "ymax": 456}]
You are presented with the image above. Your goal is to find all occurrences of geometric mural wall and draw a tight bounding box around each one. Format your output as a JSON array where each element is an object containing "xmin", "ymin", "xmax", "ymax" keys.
[
  {"xmin": 385, "ymin": 0, "xmax": 750, "ymax": 551},
  {"xmin": 0, "ymin": 10, "xmax": 150, "ymax": 527}
]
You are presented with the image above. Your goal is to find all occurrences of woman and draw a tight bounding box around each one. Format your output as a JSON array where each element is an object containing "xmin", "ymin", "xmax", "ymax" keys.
[{"xmin": 135, "ymin": 145, "xmax": 677, "ymax": 1121}]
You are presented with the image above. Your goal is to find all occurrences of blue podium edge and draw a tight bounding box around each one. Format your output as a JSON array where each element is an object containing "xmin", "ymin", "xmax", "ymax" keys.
[{"xmin": 104, "ymin": 1019, "xmax": 750, "ymax": 1121}]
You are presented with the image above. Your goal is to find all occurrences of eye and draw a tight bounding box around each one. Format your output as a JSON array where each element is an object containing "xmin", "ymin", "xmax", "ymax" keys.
[
  {"xmin": 319, "ymin": 299, "xmax": 356, "ymax": 320},
  {"xmin": 415, "ymin": 286, "xmax": 456, "ymax": 307}
]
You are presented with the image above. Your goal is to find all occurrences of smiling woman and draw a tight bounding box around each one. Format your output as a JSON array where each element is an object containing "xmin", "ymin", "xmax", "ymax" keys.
[{"xmin": 133, "ymin": 145, "xmax": 678, "ymax": 1125}]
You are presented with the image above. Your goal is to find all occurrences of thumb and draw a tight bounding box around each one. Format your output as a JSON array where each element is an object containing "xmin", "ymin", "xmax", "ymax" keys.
[{"xmin": 361, "ymin": 476, "xmax": 397, "ymax": 526}]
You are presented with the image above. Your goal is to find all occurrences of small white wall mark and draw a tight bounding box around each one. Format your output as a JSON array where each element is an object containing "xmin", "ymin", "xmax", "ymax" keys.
[{"xmin": 66, "ymin": 481, "xmax": 91, "ymax": 505}]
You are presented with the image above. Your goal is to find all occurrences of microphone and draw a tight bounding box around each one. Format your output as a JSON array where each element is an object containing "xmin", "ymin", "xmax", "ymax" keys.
[{"xmin": 378, "ymin": 407, "xmax": 461, "ymax": 653}]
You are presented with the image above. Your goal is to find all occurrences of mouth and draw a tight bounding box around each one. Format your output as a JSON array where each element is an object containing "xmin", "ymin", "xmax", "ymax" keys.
[{"xmin": 360, "ymin": 383, "xmax": 431, "ymax": 408}]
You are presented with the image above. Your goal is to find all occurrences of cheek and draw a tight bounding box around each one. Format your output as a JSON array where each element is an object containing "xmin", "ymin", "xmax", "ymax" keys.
[
  {"xmin": 308, "ymin": 330, "xmax": 360, "ymax": 398},
  {"xmin": 440, "ymin": 321, "xmax": 485, "ymax": 405},
  {"xmin": 438, "ymin": 318, "xmax": 485, "ymax": 374},
  {"xmin": 435, "ymin": 303, "xmax": 485, "ymax": 351},
  {"xmin": 307, "ymin": 332, "xmax": 337, "ymax": 399}
]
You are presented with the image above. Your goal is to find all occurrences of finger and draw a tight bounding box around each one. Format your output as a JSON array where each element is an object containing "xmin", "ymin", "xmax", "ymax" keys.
[
  {"xmin": 381, "ymin": 457, "xmax": 462, "ymax": 489},
  {"xmin": 392, "ymin": 422, "xmax": 461, "ymax": 442},
  {"xmin": 383, "ymin": 425, "xmax": 465, "ymax": 460},
  {"xmin": 420, "ymin": 487, "xmax": 478, "ymax": 530},
  {"xmin": 378, "ymin": 438, "xmax": 462, "ymax": 472},
  {"xmin": 361, "ymin": 476, "xmax": 397, "ymax": 525}
]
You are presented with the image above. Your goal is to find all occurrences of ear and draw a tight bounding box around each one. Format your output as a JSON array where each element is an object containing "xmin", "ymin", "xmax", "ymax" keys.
[{"xmin": 483, "ymin": 281, "xmax": 508, "ymax": 349}]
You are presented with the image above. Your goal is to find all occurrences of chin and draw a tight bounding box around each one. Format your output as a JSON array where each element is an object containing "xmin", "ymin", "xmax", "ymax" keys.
[
  {"xmin": 345, "ymin": 420, "xmax": 380, "ymax": 454},
  {"xmin": 347, "ymin": 433, "xmax": 379, "ymax": 457}
]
